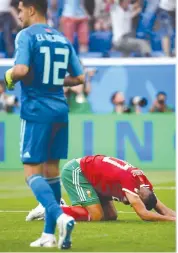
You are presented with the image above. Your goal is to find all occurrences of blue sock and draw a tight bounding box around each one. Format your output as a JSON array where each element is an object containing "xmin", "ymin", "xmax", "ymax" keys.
[
  {"xmin": 27, "ymin": 175, "xmax": 63, "ymax": 229},
  {"xmin": 44, "ymin": 209, "xmax": 57, "ymax": 234},
  {"xmin": 45, "ymin": 177, "xmax": 61, "ymax": 204},
  {"xmin": 44, "ymin": 177, "xmax": 62, "ymax": 234}
]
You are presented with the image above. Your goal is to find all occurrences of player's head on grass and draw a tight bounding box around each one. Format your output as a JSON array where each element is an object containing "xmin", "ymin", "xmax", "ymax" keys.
[
  {"xmin": 139, "ymin": 187, "xmax": 157, "ymax": 210},
  {"xmin": 18, "ymin": 0, "xmax": 48, "ymax": 28}
]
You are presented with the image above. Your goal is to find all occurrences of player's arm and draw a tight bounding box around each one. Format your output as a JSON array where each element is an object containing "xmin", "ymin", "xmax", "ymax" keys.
[
  {"xmin": 125, "ymin": 192, "xmax": 176, "ymax": 221},
  {"xmin": 4, "ymin": 30, "xmax": 31, "ymax": 90},
  {"xmin": 64, "ymin": 45, "xmax": 85, "ymax": 87},
  {"xmin": 131, "ymin": 1, "xmax": 142, "ymax": 18},
  {"xmin": 154, "ymin": 198, "xmax": 176, "ymax": 217},
  {"xmin": 9, "ymin": 65, "xmax": 29, "ymax": 81},
  {"xmin": 105, "ymin": 0, "xmax": 115, "ymax": 4},
  {"xmin": 4, "ymin": 65, "xmax": 29, "ymax": 91},
  {"xmin": 64, "ymin": 74, "xmax": 85, "ymax": 87}
]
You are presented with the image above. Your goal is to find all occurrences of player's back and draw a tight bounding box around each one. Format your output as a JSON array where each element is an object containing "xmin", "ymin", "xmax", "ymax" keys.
[
  {"xmin": 80, "ymin": 155, "xmax": 131, "ymax": 183},
  {"xmin": 15, "ymin": 24, "xmax": 81, "ymax": 123},
  {"xmin": 80, "ymin": 155, "xmax": 152, "ymax": 197}
]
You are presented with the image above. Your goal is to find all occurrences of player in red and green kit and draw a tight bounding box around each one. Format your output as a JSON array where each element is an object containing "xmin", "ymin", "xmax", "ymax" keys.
[
  {"xmin": 27, "ymin": 155, "xmax": 176, "ymax": 222},
  {"xmin": 60, "ymin": 155, "xmax": 176, "ymax": 222}
]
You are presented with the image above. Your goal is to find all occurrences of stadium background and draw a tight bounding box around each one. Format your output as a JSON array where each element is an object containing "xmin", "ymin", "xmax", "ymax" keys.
[{"xmin": 0, "ymin": 59, "xmax": 176, "ymax": 171}]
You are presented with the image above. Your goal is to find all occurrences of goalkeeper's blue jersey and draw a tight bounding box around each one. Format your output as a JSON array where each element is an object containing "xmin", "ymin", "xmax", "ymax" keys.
[{"xmin": 15, "ymin": 23, "xmax": 83, "ymax": 123}]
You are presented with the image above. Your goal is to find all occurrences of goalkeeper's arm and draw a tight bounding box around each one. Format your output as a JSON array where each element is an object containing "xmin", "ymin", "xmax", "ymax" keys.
[
  {"xmin": 4, "ymin": 65, "xmax": 29, "ymax": 90},
  {"xmin": 63, "ymin": 74, "xmax": 85, "ymax": 87}
]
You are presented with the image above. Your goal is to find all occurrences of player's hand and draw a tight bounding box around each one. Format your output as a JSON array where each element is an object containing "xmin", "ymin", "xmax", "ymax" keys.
[{"xmin": 4, "ymin": 68, "xmax": 15, "ymax": 90}]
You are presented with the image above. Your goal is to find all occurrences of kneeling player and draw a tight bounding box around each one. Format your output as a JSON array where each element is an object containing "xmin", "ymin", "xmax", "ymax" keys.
[{"xmin": 27, "ymin": 155, "xmax": 176, "ymax": 222}]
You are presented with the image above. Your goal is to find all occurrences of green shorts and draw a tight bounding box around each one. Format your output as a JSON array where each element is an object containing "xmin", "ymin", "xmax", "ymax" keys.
[{"xmin": 61, "ymin": 159, "xmax": 100, "ymax": 207}]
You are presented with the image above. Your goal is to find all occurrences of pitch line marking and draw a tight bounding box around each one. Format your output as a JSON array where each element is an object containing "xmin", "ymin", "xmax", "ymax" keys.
[
  {"xmin": 0, "ymin": 210, "xmax": 29, "ymax": 213},
  {"xmin": 0, "ymin": 186, "xmax": 175, "ymax": 214},
  {"xmin": 154, "ymin": 186, "xmax": 175, "ymax": 190},
  {"xmin": 0, "ymin": 210, "xmax": 136, "ymax": 214}
]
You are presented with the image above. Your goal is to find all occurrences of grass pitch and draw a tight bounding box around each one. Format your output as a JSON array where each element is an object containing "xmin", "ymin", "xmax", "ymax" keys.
[{"xmin": 0, "ymin": 170, "xmax": 176, "ymax": 252}]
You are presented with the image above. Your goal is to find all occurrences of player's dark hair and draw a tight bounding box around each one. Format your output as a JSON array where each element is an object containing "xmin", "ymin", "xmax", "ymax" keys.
[
  {"xmin": 144, "ymin": 191, "xmax": 157, "ymax": 211},
  {"xmin": 111, "ymin": 91, "xmax": 119, "ymax": 103},
  {"xmin": 19, "ymin": 0, "xmax": 48, "ymax": 16},
  {"xmin": 156, "ymin": 91, "xmax": 167, "ymax": 98}
]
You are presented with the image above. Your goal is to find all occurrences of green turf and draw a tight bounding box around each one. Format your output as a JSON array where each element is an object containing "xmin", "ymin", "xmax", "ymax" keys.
[{"xmin": 0, "ymin": 170, "xmax": 176, "ymax": 252}]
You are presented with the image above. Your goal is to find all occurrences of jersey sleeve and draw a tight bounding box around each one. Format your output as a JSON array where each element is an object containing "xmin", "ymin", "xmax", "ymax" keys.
[
  {"xmin": 67, "ymin": 44, "xmax": 84, "ymax": 77},
  {"xmin": 14, "ymin": 30, "xmax": 32, "ymax": 67},
  {"xmin": 140, "ymin": 176, "xmax": 153, "ymax": 191},
  {"xmin": 121, "ymin": 173, "xmax": 139, "ymax": 196},
  {"xmin": 121, "ymin": 172, "xmax": 153, "ymax": 196}
]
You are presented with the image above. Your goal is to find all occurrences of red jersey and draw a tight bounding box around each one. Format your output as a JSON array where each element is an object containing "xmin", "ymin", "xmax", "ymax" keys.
[{"xmin": 80, "ymin": 155, "xmax": 153, "ymax": 202}]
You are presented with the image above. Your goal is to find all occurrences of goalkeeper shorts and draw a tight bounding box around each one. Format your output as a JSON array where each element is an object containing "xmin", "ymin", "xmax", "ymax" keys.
[{"xmin": 20, "ymin": 119, "xmax": 68, "ymax": 163}]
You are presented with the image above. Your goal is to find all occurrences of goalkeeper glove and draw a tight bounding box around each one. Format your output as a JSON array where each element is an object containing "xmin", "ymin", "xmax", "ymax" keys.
[{"xmin": 4, "ymin": 68, "xmax": 15, "ymax": 90}]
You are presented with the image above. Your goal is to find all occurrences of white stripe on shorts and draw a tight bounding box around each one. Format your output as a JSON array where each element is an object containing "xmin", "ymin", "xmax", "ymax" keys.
[
  {"xmin": 75, "ymin": 168, "xmax": 85, "ymax": 201},
  {"xmin": 72, "ymin": 166, "xmax": 86, "ymax": 202},
  {"xmin": 72, "ymin": 166, "xmax": 82, "ymax": 201},
  {"xmin": 76, "ymin": 167, "xmax": 86, "ymax": 201},
  {"xmin": 20, "ymin": 119, "xmax": 26, "ymax": 157},
  {"xmin": 20, "ymin": 120, "xmax": 24, "ymax": 155}
]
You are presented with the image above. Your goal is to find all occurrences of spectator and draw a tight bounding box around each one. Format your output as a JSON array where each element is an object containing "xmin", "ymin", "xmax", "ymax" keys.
[
  {"xmin": 157, "ymin": 0, "xmax": 176, "ymax": 57},
  {"xmin": 48, "ymin": 0, "xmax": 64, "ymax": 29},
  {"xmin": 48, "ymin": 0, "xmax": 59, "ymax": 29},
  {"xmin": 61, "ymin": 0, "xmax": 89, "ymax": 53},
  {"xmin": 0, "ymin": 0, "xmax": 19, "ymax": 58},
  {"xmin": 0, "ymin": 82, "xmax": 18, "ymax": 113},
  {"xmin": 109, "ymin": 0, "xmax": 151, "ymax": 57},
  {"xmin": 93, "ymin": 0, "xmax": 111, "ymax": 31},
  {"xmin": 84, "ymin": 0, "xmax": 95, "ymax": 30},
  {"xmin": 150, "ymin": 92, "xmax": 174, "ymax": 113},
  {"xmin": 136, "ymin": 0, "xmax": 159, "ymax": 39},
  {"xmin": 11, "ymin": 0, "xmax": 21, "ymax": 26},
  {"xmin": 64, "ymin": 68, "xmax": 95, "ymax": 113},
  {"xmin": 111, "ymin": 91, "xmax": 130, "ymax": 114}
]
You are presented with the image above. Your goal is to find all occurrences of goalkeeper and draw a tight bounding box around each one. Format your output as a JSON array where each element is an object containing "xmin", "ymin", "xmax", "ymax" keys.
[{"xmin": 4, "ymin": 0, "xmax": 84, "ymax": 249}]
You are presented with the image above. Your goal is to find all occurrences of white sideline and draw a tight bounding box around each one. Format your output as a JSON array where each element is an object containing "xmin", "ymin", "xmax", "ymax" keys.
[
  {"xmin": 0, "ymin": 210, "xmax": 136, "ymax": 214},
  {"xmin": 154, "ymin": 186, "xmax": 175, "ymax": 190},
  {"xmin": 0, "ymin": 58, "xmax": 176, "ymax": 66},
  {"xmin": 0, "ymin": 210, "xmax": 28, "ymax": 213},
  {"xmin": 0, "ymin": 186, "xmax": 175, "ymax": 214}
]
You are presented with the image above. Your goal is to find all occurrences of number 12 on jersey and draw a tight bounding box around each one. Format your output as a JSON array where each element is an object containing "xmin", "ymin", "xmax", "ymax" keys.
[{"xmin": 40, "ymin": 47, "xmax": 69, "ymax": 86}]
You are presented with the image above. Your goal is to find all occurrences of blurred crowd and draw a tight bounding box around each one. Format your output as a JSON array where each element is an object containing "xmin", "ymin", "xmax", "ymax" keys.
[
  {"xmin": 0, "ymin": 0, "xmax": 176, "ymax": 57},
  {"xmin": 0, "ymin": 77, "xmax": 174, "ymax": 114},
  {"xmin": 0, "ymin": 0, "xmax": 175, "ymax": 114},
  {"xmin": 64, "ymin": 86, "xmax": 174, "ymax": 114},
  {"xmin": 111, "ymin": 91, "xmax": 174, "ymax": 114},
  {"xmin": 0, "ymin": 82, "xmax": 18, "ymax": 113}
]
